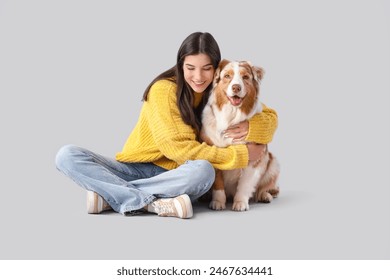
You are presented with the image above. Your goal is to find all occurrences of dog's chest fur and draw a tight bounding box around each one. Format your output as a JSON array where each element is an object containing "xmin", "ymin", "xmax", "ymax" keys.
[{"xmin": 201, "ymin": 91, "xmax": 262, "ymax": 147}]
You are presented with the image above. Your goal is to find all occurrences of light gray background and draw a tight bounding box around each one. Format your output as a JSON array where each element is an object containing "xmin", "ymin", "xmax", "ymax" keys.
[{"xmin": 0, "ymin": 0, "xmax": 389, "ymax": 260}]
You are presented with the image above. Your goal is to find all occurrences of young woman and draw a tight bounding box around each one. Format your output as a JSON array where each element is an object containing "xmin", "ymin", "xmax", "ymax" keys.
[{"xmin": 55, "ymin": 32, "xmax": 278, "ymax": 219}]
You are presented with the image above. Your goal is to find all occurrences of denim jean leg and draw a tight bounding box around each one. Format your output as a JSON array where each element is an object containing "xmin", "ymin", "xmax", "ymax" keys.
[
  {"xmin": 130, "ymin": 159, "xmax": 215, "ymax": 201},
  {"xmin": 55, "ymin": 145, "xmax": 161, "ymax": 214}
]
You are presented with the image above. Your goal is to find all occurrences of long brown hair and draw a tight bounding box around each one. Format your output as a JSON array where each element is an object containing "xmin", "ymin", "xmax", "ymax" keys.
[{"xmin": 142, "ymin": 32, "xmax": 221, "ymax": 133}]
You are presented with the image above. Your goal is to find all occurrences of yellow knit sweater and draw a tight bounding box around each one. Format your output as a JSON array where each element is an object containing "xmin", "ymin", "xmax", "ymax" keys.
[{"xmin": 116, "ymin": 79, "xmax": 278, "ymax": 170}]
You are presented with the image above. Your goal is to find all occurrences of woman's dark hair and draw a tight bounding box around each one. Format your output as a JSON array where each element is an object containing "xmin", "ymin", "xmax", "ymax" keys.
[{"xmin": 142, "ymin": 32, "xmax": 221, "ymax": 134}]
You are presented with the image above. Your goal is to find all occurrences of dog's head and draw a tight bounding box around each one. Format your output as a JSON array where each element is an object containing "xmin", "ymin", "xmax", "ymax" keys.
[{"xmin": 213, "ymin": 59, "xmax": 264, "ymax": 108}]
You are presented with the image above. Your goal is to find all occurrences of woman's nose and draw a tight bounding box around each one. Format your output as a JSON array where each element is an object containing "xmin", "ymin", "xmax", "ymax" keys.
[{"xmin": 194, "ymin": 69, "xmax": 203, "ymax": 80}]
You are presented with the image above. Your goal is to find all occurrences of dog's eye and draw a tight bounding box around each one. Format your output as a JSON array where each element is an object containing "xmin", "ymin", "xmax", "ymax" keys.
[
  {"xmin": 224, "ymin": 74, "xmax": 231, "ymax": 79},
  {"xmin": 243, "ymin": 75, "xmax": 250, "ymax": 80}
]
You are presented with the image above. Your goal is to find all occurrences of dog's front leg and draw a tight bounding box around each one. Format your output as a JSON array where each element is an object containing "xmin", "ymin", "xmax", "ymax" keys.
[
  {"xmin": 232, "ymin": 166, "xmax": 262, "ymax": 211},
  {"xmin": 209, "ymin": 169, "xmax": 226, "ymax": 210}
]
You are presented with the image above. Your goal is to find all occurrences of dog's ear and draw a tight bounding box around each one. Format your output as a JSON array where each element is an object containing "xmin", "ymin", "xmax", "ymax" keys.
[
  {"xmin": 219, "ymin": 59, "xmax": 230, "ymax": 70},
  {"xmin": 252, "ymin": 66, "xmax": 265, "ymax": 82},
  {"xmin": 214, "ymin": 59, "xmax": 230, "ymax": 84}
]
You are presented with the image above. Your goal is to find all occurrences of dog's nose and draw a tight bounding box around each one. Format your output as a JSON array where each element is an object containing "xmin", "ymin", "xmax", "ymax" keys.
[{"xmin": 232, "ymin": 84, "xmax": 241, "ymax": 93}]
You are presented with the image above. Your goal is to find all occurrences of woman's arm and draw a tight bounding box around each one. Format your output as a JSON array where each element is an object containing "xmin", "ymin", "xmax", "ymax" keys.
[{"xmin": 224, "ymin": 103, "xmax": 278, "ymax": 144}]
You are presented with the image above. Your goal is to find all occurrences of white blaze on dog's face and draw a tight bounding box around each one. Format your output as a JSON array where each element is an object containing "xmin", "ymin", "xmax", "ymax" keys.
[
  {"xmin": 214, "ymin": 60, "xmax": 264, "ymax": 112},
  {"xmin": 225, "ymin": 62, "xmax": 246, "ymax": 106}
]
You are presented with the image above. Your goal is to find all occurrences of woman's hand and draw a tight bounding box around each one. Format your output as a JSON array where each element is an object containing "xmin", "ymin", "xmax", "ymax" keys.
[
  {"xmin": 224, "ymin": 120, "xmax": 266, "ymax": 164},
  {"xmin": 247, "ymin": 143, "xmax": 266, "ymax": 164},
  {"xmin": 223, "ymin": 120, "xmax": 249, "ymax": 143}
]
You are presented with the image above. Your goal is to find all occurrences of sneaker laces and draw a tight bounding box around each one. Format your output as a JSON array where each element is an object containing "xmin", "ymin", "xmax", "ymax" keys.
[{"xmin": 153, "ymin": 199, "xmax": 177, "ymax": 217}]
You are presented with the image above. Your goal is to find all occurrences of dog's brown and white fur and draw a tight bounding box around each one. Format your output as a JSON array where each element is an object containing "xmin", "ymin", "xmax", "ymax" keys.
[{"xmin": 200, "ymin": 59, "xmax": 280, "ymax": 211}]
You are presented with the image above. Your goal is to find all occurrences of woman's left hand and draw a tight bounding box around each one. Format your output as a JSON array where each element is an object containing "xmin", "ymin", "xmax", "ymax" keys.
[{"xmin": 223, "ymin": 120, "xmax": 249, "ymax": 143}]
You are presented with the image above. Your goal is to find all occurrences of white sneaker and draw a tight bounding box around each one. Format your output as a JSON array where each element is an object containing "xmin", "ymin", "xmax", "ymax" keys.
[
  {"xmin": 87, "ymin": 191, "xmax": 112, "ymax": 214},
  {"xmin": 150, "ymin": 194, "xmax": 193, "ymax": 219}
]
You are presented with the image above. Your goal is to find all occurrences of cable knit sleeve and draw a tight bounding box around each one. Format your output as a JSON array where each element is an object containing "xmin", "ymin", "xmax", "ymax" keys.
[
  {"xmin": 145, "ymin": 80, "xmax": 248, "ymax": 170},
  {"xmin": 245, "ymin": 103, "xmax": 278, "ymax": 144}
]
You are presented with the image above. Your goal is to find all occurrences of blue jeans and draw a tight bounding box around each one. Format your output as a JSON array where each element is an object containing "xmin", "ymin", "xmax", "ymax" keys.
[{"xmin": 55, "ymin": 145, "xmax": 215, "ymax": 214}]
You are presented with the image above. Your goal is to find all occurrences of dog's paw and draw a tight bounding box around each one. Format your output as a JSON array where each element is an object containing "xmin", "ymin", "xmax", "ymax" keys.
[
  {"xmin": 256, "ymin": 191, "xmax": 273, "ymax": 203},
  {"xmin": 232, "ymin": 201, "xmax": 249, "ymax": 211},
  {"xmin": 268, "ymin": 187, "xmax": 280, "ymax": 198},
  {"xmin": 209, "ymin": 200, "xmax": 226, "ymax": 210}
]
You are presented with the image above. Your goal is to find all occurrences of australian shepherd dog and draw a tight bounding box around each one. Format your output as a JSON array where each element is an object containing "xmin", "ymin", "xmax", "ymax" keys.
[{"xmin": 200, "ymin": 59, "xmax": 280, "ymax": 211}]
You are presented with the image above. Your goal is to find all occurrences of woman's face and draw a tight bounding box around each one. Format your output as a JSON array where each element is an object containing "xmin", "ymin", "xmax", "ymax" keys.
[{"xmin": 183, "ymin": 53, "xmax": 215, "ymax": 93}]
